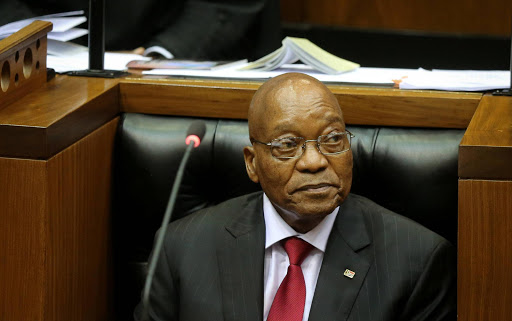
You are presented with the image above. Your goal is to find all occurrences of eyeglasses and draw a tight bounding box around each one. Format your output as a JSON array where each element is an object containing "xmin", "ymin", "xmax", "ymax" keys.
[{"xmin": 251, "ymin": 130, "xmax": 354, "ymax": 159}]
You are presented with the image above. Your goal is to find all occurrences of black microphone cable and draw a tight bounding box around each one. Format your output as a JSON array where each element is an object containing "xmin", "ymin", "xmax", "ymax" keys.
[{"xmin": 141, "ymin": 120, "xmax": 206, "ymax": 321}]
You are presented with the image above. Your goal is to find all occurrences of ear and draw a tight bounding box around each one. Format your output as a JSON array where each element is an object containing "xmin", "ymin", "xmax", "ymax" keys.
[{"xmin": 243, "ymin": 145, "xmax": 259, "ymax": 183}]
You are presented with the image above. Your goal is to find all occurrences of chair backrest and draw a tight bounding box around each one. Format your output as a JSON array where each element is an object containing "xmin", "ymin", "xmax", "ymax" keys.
[{"xmin": 112, "ymin": 112, "xmax": 464, "ymax": 320}]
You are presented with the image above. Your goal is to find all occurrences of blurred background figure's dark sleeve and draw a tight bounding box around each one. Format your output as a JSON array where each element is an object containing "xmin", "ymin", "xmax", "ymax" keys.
[
  {"xmin": 0, "ymin": 0, "xmax": 282, "ymax": 61},
  {"xmin": 0, "ymin": 0, "xmax": 38, "ymax": 25},
  {"xmin": 138, "ymin": 0, "xmax": 283, "ymax": 60}
]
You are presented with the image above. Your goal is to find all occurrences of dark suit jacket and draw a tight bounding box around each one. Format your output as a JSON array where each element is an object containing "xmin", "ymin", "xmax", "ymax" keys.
[
  {"xmin": 134, "ymin": 192, "xmax": 456, "ymax": 321},
  {"xmin": 0, "ymin": 0, "xmax": 281, "ymax": 60}
]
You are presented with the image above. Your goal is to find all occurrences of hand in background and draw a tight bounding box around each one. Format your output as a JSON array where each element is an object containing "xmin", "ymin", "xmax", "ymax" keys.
[
  {"xmin": 132, "ymin": 47, "xmax": 145, "ymax": 55},
  {"xmin": 113, "ymin": 47, "xmax": 145, "ymax": 55}
]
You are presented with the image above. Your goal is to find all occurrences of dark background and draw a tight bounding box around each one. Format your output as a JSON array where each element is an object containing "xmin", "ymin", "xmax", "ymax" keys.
[{"xmin": 280, "ymin": 0, "xmax": 511, "ymax": 70}]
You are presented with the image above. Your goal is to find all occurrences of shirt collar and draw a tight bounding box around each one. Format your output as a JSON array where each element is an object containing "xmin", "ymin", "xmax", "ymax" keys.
[{"xmin": 263, "ymin": 193, "xmax": 338, "ymax": 252}]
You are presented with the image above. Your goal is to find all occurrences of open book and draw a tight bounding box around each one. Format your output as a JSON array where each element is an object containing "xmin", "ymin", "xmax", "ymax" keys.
[{"xmin": 239, "ymin": 37, "xmax": 359, "ymax": 75}]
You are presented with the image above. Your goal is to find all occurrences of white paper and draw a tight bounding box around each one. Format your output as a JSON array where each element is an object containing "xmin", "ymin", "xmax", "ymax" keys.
[
  {"xmin": 144, "ymin": 63, "xmax": 417, "ymax": 85},
  {"xmin": 399, "ymin": 69, "xmax": 510, "ymax": 91},
  {"xmin": 47, "ymin": 52, "xmax": 150, "ymax": 73},
  {"xmin": 144, "ymin": 65, "xmax": 511, "ymax": 91},
  {"xmin": 35, "ymin": 11, "xmax": 85, "ymax": 19},
  {"xmin": 0, "ymin": 16, "xmax": 87, "ymax": 37},
  {"xmin": 47, "ymin": 39, "xmax": 88, "ymax": 56},
  {"xmin": 48, "ymin": 28, "xmax": 88, "ymax": 42}
]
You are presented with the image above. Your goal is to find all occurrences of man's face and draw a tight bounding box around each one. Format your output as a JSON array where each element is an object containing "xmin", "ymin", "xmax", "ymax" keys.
[{"xmin": 244, "ymin": 78, "xmax": 353, "ymax": 232}]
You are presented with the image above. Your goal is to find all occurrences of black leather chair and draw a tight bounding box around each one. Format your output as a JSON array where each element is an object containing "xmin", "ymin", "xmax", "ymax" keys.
[{"xmin": 112, "ymin": 112, "xmax": 464, "ymax": 321}]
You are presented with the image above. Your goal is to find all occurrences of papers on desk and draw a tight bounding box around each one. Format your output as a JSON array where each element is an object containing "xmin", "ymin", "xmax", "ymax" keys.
[
  {"xmin": 47, "ymin": 39, "xmax": 88, "ymax": 56},
  {"xmin": 4, "ymin": 10, "xmax": 506, "ymax": 91},
  {"xmin": 398, "ymin": 69, "xmax": 510, "ymax": 91},
  {"xmin": 0, "ymin": 11, "xmax": 88, "ymax": 42},
  {"xmin": 239, "ymin": 37, "xmax": 359, "ymax": 74},
  {"xmin": 1, "ymin": 11, "xmax": 91, "ymax": 69},
  {"xmin": 145, "ymin": 64, "xmax": 412, "ymax": 86},
  {"xmin": 144, "ymin": 63, "xmax": 511, "ymax": 91},
  {"xmin": 46, "ymin": 28, "xmax": 88, "ymax": 42},
  {"xmin": 47, "ymin": 50, "xmax": 150, "ymax": 73}
]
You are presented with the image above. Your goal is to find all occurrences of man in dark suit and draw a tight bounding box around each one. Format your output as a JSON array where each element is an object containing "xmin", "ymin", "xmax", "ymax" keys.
[
  {"xmin": 134, "ymin": 73, "xmax": 456, "ymax": 321},
  {"xmin": 0, "ymin": 0, "xmax": 281, "ymax": 60}
]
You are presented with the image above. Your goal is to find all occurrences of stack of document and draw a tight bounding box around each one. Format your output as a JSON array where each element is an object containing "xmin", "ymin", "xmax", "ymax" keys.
[
  {"xmin": 0, "ymin": 11, "xmax": 88, "ymax": 42},
  {"xmin": 240, "ymin": 37, "xmax": 359, "ymax": 75},
  {"xmin": 0, "ymin": 11, "xmax": 150, "ymax": 73}
]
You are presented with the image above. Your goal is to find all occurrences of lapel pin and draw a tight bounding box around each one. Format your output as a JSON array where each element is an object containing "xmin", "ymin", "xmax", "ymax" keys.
[{"xmin": 343, "ymin": 269, "xmax": 355, "ymax": 279}]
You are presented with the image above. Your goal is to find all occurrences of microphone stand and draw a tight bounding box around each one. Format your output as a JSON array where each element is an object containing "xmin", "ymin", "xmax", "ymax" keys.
[
  {"xmin": 141, "ymin": 141, "xmax": 196, "ymax": 321},
  {"xmin": 68, "ymin": 0, "xmax": 128, "ymax": 78}
]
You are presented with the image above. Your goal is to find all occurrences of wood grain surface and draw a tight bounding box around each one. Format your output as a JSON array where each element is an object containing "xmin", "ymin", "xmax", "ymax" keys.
[
  {"xmin": 0, "ymin": 157, "xmax": 47, "ymax": 321},
  {"xmin": 458, "ymin": 179, "xmax": 512, "ymax": 321},
  {"xmin": 281, "ymin": 0, "xmax": 512, "ymax": 36},
  {"xmin": 0, "ymin": 118, "xmax": 118, "ymax": 321},
  {"xmin": 0, "ymin": 21, "xmax": 52, "ymax": 111},
  {"xmin": 45, "ymin": 117, "xmax": 118, "ymax": 321},
  {"xmin": 0, "ymin": 75, "xmax": 483, "ymax": 159},
  {"xmin": 120, "ymin": 78, "xmax": 481, "ymax": 128},
  {"xmin": 0, "ymin": 75, "xmax": 119, "ymax": 159},
  {"xmin": 459, "ymin": 95, "xmax": 512, "ymax": 179},
  {"xmin": 0, "ymin": 20, "xmax": 52, "ymax": 61}
]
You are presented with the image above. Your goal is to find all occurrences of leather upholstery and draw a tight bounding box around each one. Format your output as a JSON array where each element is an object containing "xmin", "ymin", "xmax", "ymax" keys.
[{"xmin": 112, "ymin": 112, "xmax": 464, "ymax": 320}]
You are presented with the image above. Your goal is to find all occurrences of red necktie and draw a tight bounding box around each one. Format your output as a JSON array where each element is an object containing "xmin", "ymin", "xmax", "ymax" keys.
[{"xmin": 267, "ymin": 237, "xmax": 314, "ymax": 321}]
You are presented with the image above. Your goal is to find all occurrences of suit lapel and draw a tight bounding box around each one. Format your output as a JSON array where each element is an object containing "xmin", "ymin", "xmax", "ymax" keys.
[
  {"xmin": 217, "ymin": 193, "xmax": 265, "ymax": 321},
  {"xmin": 308, "ymin": 197, "xmax": 372, "ymax": 321}
]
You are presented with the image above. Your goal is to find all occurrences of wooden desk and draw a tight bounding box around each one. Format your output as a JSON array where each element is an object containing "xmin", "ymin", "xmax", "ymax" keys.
[
  {"xmin": 458, "ymin": 95, "xmax": 512, "ymax": 321},
  {"xmin": 0, "ymin": 75, "xmax": 510, "ymax": 321}
]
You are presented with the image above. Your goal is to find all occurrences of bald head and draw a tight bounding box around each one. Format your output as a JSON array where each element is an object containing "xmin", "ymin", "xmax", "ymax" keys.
[
  {"xmin": 243, "ymin": 72, "xmax": 352, "ymax": 233},
  {"xmin": 248, "ymin": 73, "xmax": 343, "ymax": 140}
]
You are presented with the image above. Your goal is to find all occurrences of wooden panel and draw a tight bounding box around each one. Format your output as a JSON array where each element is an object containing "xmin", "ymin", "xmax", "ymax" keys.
[
  {"xmin": 120, "ymin": 81, "xmax": 257, "ymax": 119},
  {"xmin": 0, "ymin": 75, "xmax": 119, "ymax": 159},
  {"xmin": 330, "ymin": 86, "xmax": 480, "ymax": 128},
  {"xmin": 45, "ymin": 117, "xmax": 118, "ymax": 321},
  {"xmin": 0, "ymin": 21, "xmax": 52, "ymax": 110},
  {"xmin": 281, "ymin": 0, "xmax": 512, "ymax": 36},
  {"xmin": 459, "ymin": 95, "xmax": 512, "ymax": 179},
  {"xmin": 458, "ymin": 180, "xmax": 512, "ymax": 321},
  {"xmin": 0, "ymin": 74, "xmax": 482, "ymax": 159},
  {"xmin": 0, "ymin": 158, "xmax": 47, "ymax": 321},
  {"xmin": 0, "ymin": 118, "xmax": 117, "ymax": 321},
  {"xmin": 120, "ymin": 78, "xmax": 481, "ymax": 128}
]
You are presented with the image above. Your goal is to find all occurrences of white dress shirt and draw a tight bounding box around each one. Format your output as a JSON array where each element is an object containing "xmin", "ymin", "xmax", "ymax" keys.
[{"xmin": 262, "ymin": 193, "xmax": 339, "ymax": 321}]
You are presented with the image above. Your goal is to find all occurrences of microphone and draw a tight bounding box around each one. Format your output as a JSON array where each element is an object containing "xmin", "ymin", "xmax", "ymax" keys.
[
  {"xmin": 185, "ymin": 120, "xmax": 207, "ymax": 147},
  {"xmin": 141, "ymin": 121, "xmax": 207, "ymax": 321}
]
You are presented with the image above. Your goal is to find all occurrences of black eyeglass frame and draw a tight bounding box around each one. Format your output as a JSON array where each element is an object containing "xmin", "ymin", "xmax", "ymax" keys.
[{"xmin": 250, "ymin": 130, "xmax": 355, "ymax": 159}]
